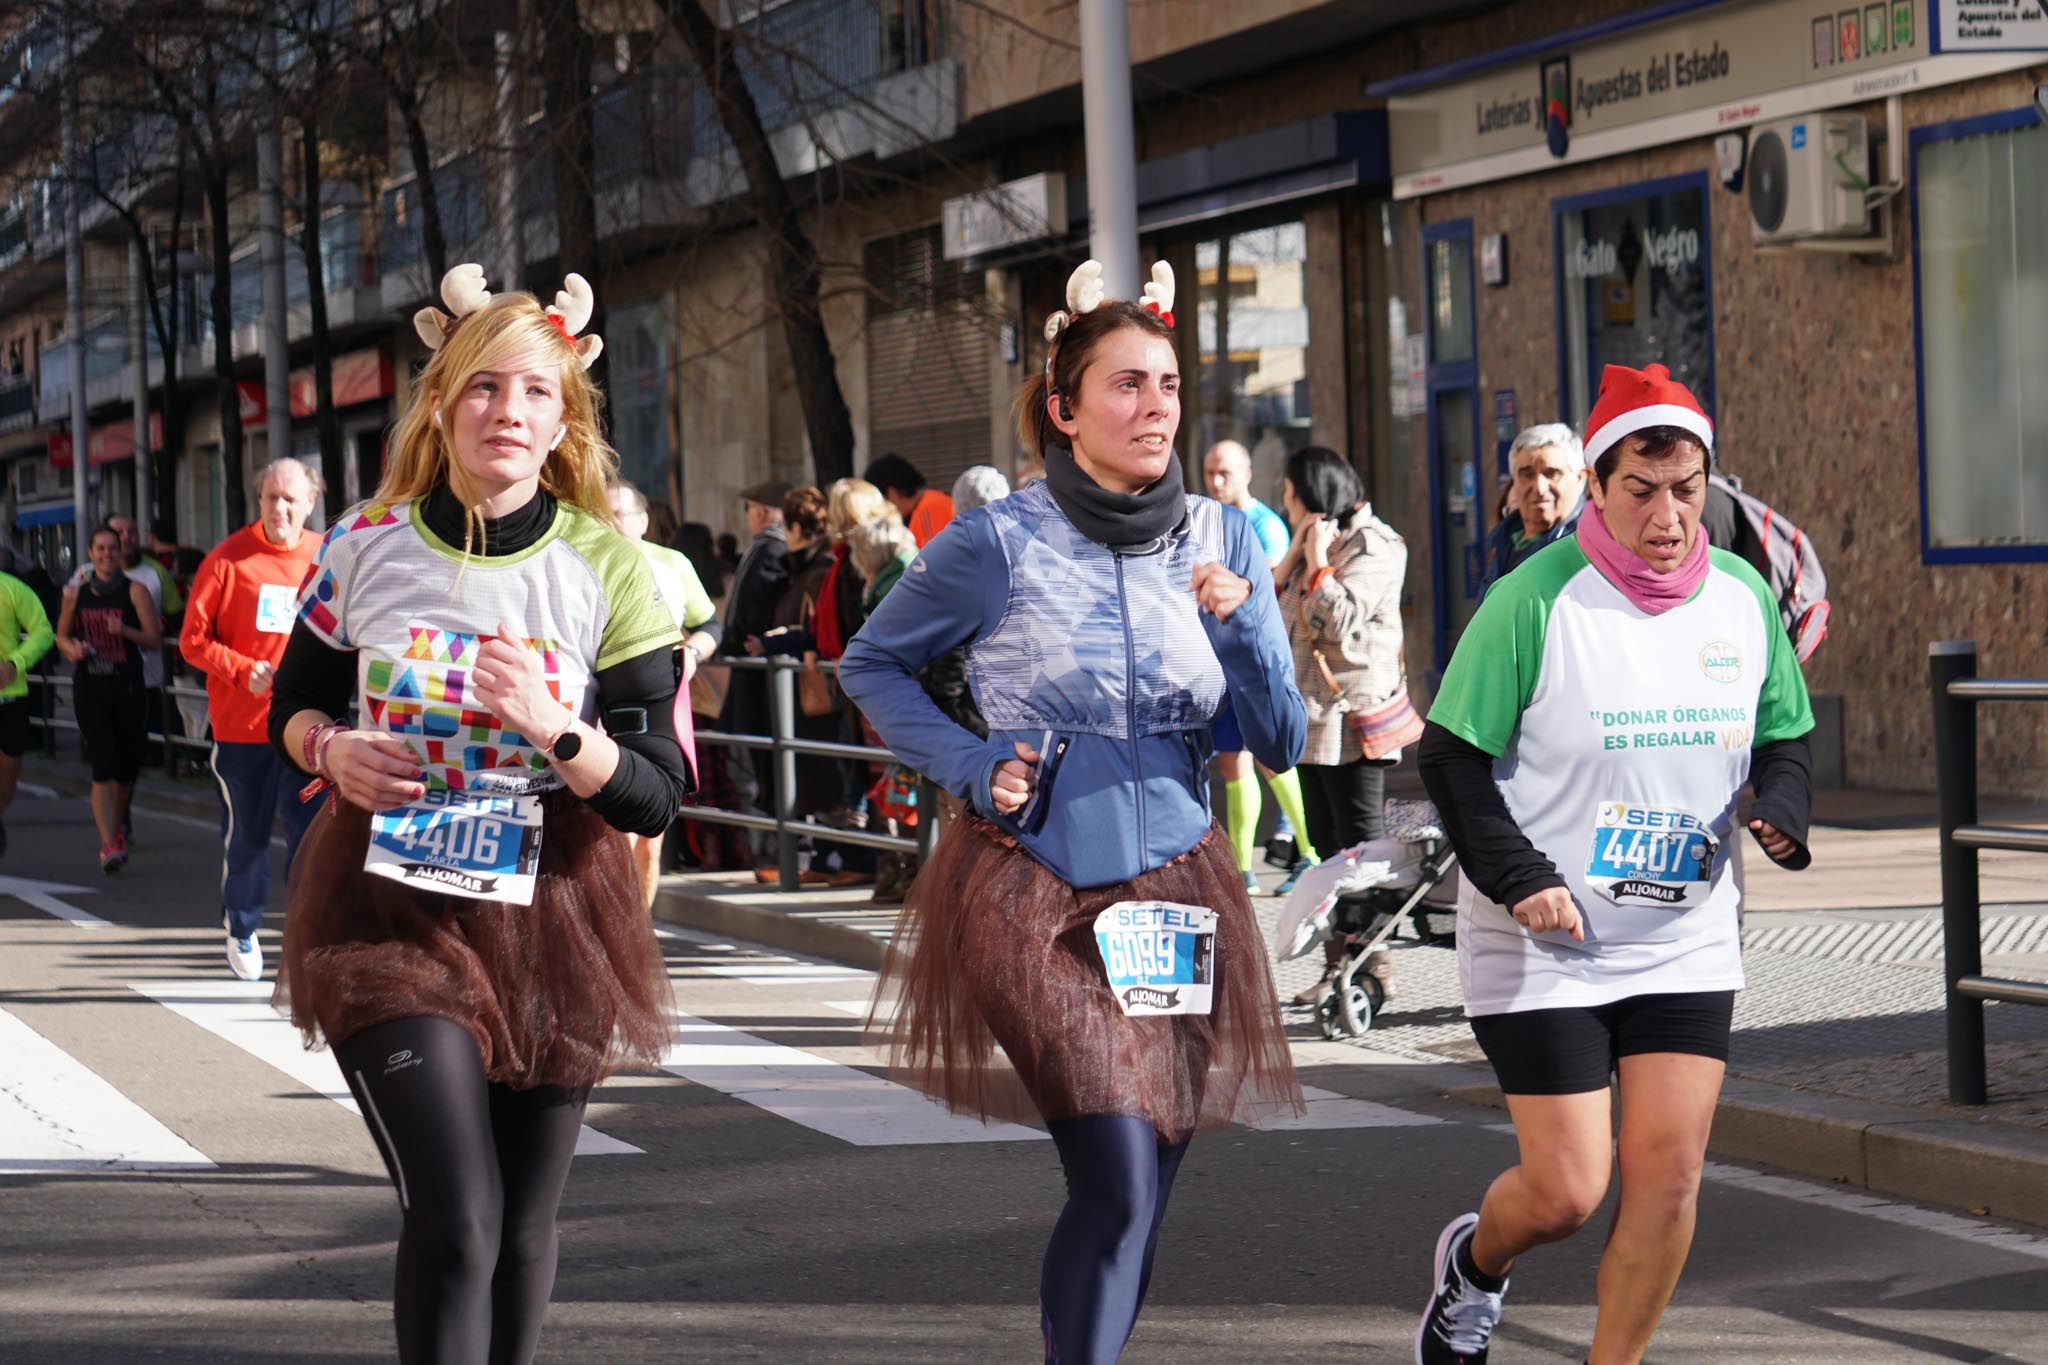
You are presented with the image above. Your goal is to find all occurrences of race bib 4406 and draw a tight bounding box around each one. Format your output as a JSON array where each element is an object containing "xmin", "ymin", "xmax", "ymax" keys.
[
  {"xmin": 1092, "ymin": 901, "xmax": 1217, "ymax": 1016},
  {"xmin": 1585, "ymin": 803, "xmax": 1717, "ymax": 908},
  {"xmin": 366, "ymin": 790, "xmax": 544, "ymax": 905}
]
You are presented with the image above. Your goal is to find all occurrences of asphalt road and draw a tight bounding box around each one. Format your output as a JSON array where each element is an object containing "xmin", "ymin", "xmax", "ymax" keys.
[{"xmin": 3, "ymin": 781, "xmax": 2046, "ymax": 1364}]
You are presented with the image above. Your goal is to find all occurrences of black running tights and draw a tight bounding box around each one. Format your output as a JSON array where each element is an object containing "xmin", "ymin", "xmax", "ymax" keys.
[
  {"xmin": 334, "ymin": 1015, "xmax": 587, "ymax": 1365},
  {"xmin": 1039, "ymin": 1115, "xmax": 1192, "ymax": 1364}
]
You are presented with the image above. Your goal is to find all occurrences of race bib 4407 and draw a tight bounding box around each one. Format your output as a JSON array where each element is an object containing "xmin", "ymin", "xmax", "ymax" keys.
[
  {"xmin": 366, "ymin": 790, "xmax": 544, "ymax": 905},
  {"xmin": 1092, "ymin": 901, "xmax": 1217, "ymax": 1016},
  {"xmin": 1585, "ymin": 803, "xmax": 1717, "ymax": 908}
]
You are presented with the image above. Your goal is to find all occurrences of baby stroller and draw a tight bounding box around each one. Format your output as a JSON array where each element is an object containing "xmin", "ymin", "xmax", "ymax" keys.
[{"xmin": 1270, "ymin": 799, "xmax": 1461, "ymax": 1039}]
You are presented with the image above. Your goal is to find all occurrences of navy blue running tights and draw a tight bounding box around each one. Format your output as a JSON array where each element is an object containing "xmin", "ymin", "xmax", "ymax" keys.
[
  {"xmin": 1039, "ymin": 1115, "xmax": 1192, "ymax": 1364},
  {"xmin": 335, "ymin": 1015, "xmax": 587, "ymax": 1365}
]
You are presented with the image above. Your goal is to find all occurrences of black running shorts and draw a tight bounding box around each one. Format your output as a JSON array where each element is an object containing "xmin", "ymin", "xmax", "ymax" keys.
[
  {"xmin": 1468, "ymin": 990, "xmax": 1735, "ymax": 1096},
  {"xmin": 0, "ymin": 698, "xmax": 28, "ymax": 759}
]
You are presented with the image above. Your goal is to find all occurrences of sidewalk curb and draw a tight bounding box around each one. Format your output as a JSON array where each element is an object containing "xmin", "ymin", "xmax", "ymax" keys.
[
  {"xmin": 651, "ymin": 879, "xmax": 888, "ymax": 971},
  {"xmin": 1444, "ymin": 1078, "xmax": 2048, "ymax": 1230}
]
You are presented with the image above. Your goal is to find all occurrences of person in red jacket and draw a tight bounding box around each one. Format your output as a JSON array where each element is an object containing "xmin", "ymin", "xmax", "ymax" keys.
[{"xmin": 181, "ymin": 459, "xmax": 324, "ymax": 981}]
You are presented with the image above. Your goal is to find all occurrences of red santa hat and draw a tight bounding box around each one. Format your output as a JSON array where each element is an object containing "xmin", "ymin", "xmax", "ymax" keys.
[{"xmin": 1581, "ymin": 363, "xmax": 1714, "ymax": 467}]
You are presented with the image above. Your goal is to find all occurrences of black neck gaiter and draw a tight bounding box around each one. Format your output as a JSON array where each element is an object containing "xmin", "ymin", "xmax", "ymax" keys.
[{"xmin": 1043, "ymin": 444, "xmax": 1187, "ymax": 550}]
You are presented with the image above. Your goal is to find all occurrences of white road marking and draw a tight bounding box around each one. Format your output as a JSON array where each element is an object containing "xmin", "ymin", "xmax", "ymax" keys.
[
  {"xmin": 698, "ymin": 962, "xmax": 873, "ymax": 985},
  {"xmin": 0, "ymin": 875, "xmax": 110, "ymax": 929},
  {"xmin": 128, "ymin": 981, "xmax": 640, "ymax": 1157},
  {"xmin": 17, "ymin": 781, "xmax": 56, "ymax": 799},
  {"xmin": 659, "ymin": 1012, "xmax": 1046, "ymax": 1145},
  {"xmin": 0, "ymin": 1006, "xmax": 213, "ymax": 1173},
  {"xmin": 1261, "ymin": 1085, "xmax": 1443, "ymax": 1131}
]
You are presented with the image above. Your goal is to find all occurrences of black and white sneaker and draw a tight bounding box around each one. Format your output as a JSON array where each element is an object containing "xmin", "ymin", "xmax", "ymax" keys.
[{"xmin": 1416, "ymin": 1212, "xmax": 1507, "ymax": 1364}]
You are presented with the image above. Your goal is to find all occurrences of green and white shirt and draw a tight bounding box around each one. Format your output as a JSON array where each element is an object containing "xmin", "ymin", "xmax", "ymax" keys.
[
  {"xmin": 1429, "ymin": 537, "xmax": 1813, "ymax": 1014},
  {"xmin": 296, "ymin": 497, "xmax": 681, "ymax": 796}
]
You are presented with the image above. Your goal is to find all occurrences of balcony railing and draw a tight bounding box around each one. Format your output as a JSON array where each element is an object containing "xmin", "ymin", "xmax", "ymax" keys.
[{"xmin": 0, "ymin": 371, "xmax": 34, "ymax": 431}]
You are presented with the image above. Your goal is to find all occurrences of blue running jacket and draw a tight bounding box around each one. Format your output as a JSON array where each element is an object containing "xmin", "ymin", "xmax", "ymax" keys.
[{"xmin": 838, "ymin": 479, "xmax": 1306, "ymax": 889}]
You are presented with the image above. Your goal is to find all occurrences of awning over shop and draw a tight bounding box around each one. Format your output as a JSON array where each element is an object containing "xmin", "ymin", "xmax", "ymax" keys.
[{"xmin": 16, "ymin": 501, "xmax": 77, "ymax": 528}]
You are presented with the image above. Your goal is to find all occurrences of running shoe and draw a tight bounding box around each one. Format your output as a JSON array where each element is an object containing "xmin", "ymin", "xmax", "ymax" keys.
[
  {"xmin": 227, "ymin": 932, "xmax": 263, "ymax": 982},
  {"xmin": 99, "ymin": 839, "xmax": 129, "ymax": 874},
  {"xmin": 1416, "ymin": 1212, "xmax": 1507, "ymax": 1364},
  {"xmin": 1241, "ymin": 870, "xmax": 1261, "ymax": 896},
  {"xmin": 1263, "ymin": 833, "xmax": 1297, "ymax": 871},
  {"xmin": 1274, "ymin": 858, "xmax": 1317, "ymax": 898}
]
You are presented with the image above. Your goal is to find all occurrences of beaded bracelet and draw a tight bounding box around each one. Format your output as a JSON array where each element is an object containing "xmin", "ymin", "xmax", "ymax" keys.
[{"xmin": 296, "ymin": 720, "xmax": 352, "ymax": 806}]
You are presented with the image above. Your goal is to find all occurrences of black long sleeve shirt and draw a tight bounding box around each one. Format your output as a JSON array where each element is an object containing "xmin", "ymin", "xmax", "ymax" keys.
[{"xmin": 267, "ymin": 485, "xmax": 692, "ymax": 837}]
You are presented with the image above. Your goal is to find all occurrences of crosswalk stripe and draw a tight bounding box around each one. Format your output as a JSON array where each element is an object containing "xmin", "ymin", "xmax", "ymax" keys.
[
  {"xmin": 128, "ymin": 982, "xmax": 641, "ymax": 1157},
  {"xmin": 1263, "ymin": 1085, "xmax": 1443, "ymax": 1130},
  {"xmin": 0, "ymin": 1006, "xmax": 213, "ymax": 1173},
  {"xmin": 659, "ymin": 1012, "xmax": 1047, "ymax": 1146}
]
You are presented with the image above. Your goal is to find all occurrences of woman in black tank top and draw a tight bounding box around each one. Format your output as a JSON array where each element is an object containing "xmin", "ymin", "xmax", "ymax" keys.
[{"xmin": 55, "ymin": 526, "xmax": 160, "ymax": 870}]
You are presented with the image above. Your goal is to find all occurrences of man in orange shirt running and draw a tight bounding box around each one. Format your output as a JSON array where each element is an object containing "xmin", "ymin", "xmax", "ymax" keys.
[
  {"xmin": 863, "ymin": 453, "xmax": 954, "ymax": 548},
  {"xmin": 181, "ymin": 459, "xmax": 324, "ymax": 981}
]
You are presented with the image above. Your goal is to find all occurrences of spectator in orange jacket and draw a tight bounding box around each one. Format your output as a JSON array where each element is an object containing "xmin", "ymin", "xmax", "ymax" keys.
[
  {"xmin": 863, "ymin": 453, "xmax": 954, "ymax": 548},
  {"xmin": 180, "ymin": 458, "xmax": 324, "ymax": 981}
]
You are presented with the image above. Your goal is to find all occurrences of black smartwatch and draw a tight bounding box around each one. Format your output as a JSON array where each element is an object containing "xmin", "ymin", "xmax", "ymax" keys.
[{"xmin": 546, "ymin": 724, "xmax": 583, "ymax": 762}]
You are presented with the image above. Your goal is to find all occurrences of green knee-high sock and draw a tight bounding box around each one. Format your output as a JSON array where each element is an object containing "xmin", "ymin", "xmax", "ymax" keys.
[
  {"xmin": 1264, "ymin": 769, "xmax": 1318, "ymax": 862},
  {"xmin": 1224, "ymin": 777, "xmax": 1261, "ymax": 872}
]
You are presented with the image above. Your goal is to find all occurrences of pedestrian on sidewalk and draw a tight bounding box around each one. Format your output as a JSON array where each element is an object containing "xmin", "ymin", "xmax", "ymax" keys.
[
  {"xmin": 1201, "ymin": 439, "xmax": 1319, "ymax": 898},
  {"xmin": 1413, "ymin": 363, "xmax": 1815, "ymax": 1365},
  {"xmin": 845, "ymin": 512, "xmax": 921, "ymax": 902},
  {"xmin": 1481, "ymin": 422, "xmax": 1587, "ymax": 591},
  {"xmin": 268, "ymin": 267, "xmax": 687, "ymax": 1365},
  {"xmin": 864, "ymin": 452, "xmax": 954, "ymax": 547},
  {"xmin": 54, "ymin": 525, "xmax": 160, "ymax": 872},
  {"xmin": 840, "ymin": 259, "xmax": 1306, "ymax": 1364},
  {"xmin": 718, "ymin": 480, "xmax": 791, "ymax": 858},
  {"xmin": 179, "ymin": 458, "xmax": 326, "ymax": 981},
  {"xmin": 0, "ymin": 553, "xmax": 54, "ymax": 858},
  {"xmin": 608, "ymin": 477, "xmax": 720, "ymax": 906}
]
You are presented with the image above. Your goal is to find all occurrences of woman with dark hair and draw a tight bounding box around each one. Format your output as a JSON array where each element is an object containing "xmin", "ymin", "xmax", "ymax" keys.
[
  {"xmin": 675, "ymin": 521, "xmax": 727, "ymax": 600},
  {"xmin": 1275, "ymin": 445, "xmax": 1408, "ymax": 858},
  {"xmin": 839, "ymin": 260, "xmax": 1304, "ymax": 1363}
]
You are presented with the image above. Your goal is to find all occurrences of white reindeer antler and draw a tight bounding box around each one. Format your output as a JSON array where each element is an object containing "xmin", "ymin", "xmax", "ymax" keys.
[
  {"xmin": 1065, "ymin": 259, "xmax": 1105, "ymax": 316},
  {"xmin": 412, "ymin": 263, "xmax": 493, "ymax": 351},
  {"xmin": 545, "ymin": 272, "xmax": 603, "ymax": 369},
  {"xmin": 1140, "ymin": 261, "xmax": 1175, "ymax": 325}
]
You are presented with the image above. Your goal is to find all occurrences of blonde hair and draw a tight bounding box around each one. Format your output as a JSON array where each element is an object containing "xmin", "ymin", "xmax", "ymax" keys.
[
  {"xmin": 378, "ymin": 292, "xmax": 616, "ymax": 551},
  {"xmin": 847, "ymin": 516, "xmax": 917, "ymax": 580},
  {"xmin": 827, "ymin": 477, "xmax": 894, "ymax": 541}
]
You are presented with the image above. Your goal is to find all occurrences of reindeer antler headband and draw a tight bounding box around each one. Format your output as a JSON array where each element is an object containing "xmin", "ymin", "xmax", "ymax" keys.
[
  {"xmin": 412, "ymin": 264, "xmax": 605, "ymax": 369},
  {"xmin": 1041, "ymin": 259, "xmax": 1176, "ymax": 384}
]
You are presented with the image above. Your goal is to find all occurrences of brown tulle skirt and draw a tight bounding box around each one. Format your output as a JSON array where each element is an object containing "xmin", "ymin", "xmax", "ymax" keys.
[
  {"xmin": 275, "ymin": 792, "xmax": 673, "ymax": 1091},
  {"xmin": 866, "ymin": 816, "xmax": 1302, "ymax": 1144}
]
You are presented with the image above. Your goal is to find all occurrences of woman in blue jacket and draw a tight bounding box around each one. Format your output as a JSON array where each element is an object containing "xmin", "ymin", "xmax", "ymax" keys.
[{"xmin": 838, "ymin": 261, "xmax": 1307, "ymax": 1363}]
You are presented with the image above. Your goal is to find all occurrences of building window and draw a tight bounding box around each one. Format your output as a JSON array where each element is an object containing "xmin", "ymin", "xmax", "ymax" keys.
[
  {"xmin": 1195, "ymin": 221, "xmax": 1311, "ymax": 514},
  {"xmin": 1912, "ymin": 108, "xmax": 2048, "ymax": 561},
  {"xmin": 607, "ymin": 296, "xmax": 676, "ymax": 515},
  {"xmin": 864, "ymin": 225, "xmax": 990, "ymax": 496},
  {"xmin": 1553, "ymin": 174, "xmax": 1713, "ymax": 432}
]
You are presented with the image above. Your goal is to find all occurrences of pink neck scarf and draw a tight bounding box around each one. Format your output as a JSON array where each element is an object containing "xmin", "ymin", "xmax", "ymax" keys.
[{"xmin": 1575, "ymin": 501, "xmax": 1709, "ymax": 615}]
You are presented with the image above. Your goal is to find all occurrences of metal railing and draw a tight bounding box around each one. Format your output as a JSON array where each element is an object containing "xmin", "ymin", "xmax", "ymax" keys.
[
  {"xmin": 1928, "ymin": 639, "xmax": 2048, "ymax": 1105},
  {"xmin": 24, "ymin": 652, "xmax": 938, "ymax": 895},
  {"xmin": 686, "ymin": 654, "xmax": 938, "ymax": 892}
]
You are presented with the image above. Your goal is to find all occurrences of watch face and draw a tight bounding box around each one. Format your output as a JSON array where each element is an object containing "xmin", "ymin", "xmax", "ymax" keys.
[{"xmin": 552, "ymin": 730, "xmax": 583, "ymax": 762}]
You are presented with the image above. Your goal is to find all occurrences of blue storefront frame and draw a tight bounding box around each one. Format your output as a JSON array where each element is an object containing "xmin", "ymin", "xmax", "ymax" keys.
[
  {"xmin": 1908, "ymin": 101, "xmax": 2048, "ymax": 565},
  {"xmin": 1421, "ymin": 216, "xmax": 1482, "ymax": 673}
]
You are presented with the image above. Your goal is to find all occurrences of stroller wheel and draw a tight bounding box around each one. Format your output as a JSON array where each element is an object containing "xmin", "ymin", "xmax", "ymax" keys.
[
  {"xmin": 1335, "ymin": 979, "xmax": 1378, "ymax": 1037},
  {"xmin": 1316, "ymin": 991, "xmax": 1343, "ymax": 1040}
]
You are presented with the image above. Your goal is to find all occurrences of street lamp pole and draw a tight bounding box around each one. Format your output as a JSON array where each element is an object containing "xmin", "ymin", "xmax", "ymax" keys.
[
  {"xmin": 1078, "ymin": 0, "xmax": 1139, "ymax": 298},
  {"xmin": 62, "ymin": 25, "xmax": 88, "ymax": 566}
]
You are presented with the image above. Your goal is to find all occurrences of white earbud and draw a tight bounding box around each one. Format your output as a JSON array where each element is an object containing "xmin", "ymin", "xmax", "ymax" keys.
[
  {"xmin": 550, "ymin": 426, "xmax": 567, "ymax": 451},
  {"xmin": 431, "ymin": 409, "xmax": 442, "ymax": 429}
]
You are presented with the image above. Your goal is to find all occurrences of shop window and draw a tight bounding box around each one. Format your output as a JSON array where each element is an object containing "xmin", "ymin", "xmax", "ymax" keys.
[
  {"xmin": 1553, "ymin": 175, "xmax": 1713, "ymax": 432},
  {"xmin": 1196, "ymin": 221, "xmax": 1310, "ymax": 512},
  {"xmin": 1912, "ymin": 108, "xmax": 2048, "ymax": 562}
]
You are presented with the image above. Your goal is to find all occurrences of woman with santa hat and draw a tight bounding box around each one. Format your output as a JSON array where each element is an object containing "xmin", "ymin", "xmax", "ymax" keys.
[{"xmin": 1412, "ymin": 363, "xmax": 1815, "ymax": 1365}]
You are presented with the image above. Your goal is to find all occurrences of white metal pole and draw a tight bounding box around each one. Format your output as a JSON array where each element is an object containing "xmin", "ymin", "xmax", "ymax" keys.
[{"xmin": 1078, "ymin": 0, "xmax": 1139, "ymax": 298}]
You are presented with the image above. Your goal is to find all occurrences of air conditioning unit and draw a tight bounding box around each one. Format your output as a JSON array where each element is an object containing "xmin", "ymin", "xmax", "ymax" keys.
[{"xmin": 1746, "ymin": 113, "xmax": 1871, "ymax": 244}]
